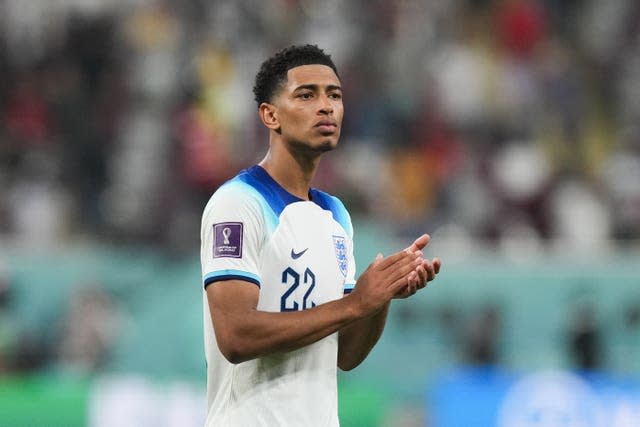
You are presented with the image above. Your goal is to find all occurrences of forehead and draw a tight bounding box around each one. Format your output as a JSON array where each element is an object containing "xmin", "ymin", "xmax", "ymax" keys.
[{"xmin": 284, "ymin": 64, "xmax": 340, "ymax": 89}]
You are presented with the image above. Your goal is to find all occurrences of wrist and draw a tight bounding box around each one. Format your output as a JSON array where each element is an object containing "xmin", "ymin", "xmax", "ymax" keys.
[{"xmin": 343, "ymin": 291, "xmax": 368, "ymax": 320}]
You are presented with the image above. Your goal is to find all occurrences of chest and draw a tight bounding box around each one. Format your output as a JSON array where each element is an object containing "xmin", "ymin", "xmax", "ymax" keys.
[{"xmin": 257, "ymin": 202, "xmax": 349, "ymax": 312}]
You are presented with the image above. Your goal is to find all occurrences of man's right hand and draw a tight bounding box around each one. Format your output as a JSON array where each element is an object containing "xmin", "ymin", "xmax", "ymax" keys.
[{"xmin": 350, "ymin": 250, "xmax": 424, "ymax": 317}]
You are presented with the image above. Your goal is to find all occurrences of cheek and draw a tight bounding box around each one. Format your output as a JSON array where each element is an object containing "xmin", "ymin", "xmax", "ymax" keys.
[
  {"xmin": 278, "ymin": 112, "xmax": 306, "ymax": 137},
  {"xmin": 283, "ymin": 109, "xmax": 309, "ymax": 129},
  {"xmin": 334, "ymin": 103, "xmax": 344, "ymax": 121}
]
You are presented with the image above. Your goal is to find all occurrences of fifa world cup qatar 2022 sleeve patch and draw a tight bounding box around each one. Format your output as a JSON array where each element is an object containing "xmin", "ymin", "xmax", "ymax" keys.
[{"xmin": 213, "ymin": 222, "xmax": 243, "ymax": 258}]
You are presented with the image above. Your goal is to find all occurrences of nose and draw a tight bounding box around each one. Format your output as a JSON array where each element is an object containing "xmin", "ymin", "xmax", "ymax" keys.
[{"xmin": 318, "ymin": 95, "xmax": 333, "ymax": 114}]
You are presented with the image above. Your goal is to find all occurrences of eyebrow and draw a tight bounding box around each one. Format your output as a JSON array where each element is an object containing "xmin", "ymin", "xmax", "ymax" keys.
[{"xmin": 293, "ymin": 84, "xmax": 342, "ymax": 92}]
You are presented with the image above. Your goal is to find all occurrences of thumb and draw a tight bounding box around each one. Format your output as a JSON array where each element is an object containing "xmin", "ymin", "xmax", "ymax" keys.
[
  {"xmin": 373, "ymin": 253, "xmax": 384, "ymax": 265},
  {"xmin": 367, "ymin": 253, "xmax": 384, "ymax": 271},
  {"xmin": 407, "ymin": 234, "xmax": 431, "ymax": 252}
]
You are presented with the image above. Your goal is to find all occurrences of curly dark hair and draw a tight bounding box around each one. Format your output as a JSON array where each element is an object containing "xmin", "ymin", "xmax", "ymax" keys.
[{"xmin": 253, "ymin": 44, "xmax": 338, "ymax": 107}]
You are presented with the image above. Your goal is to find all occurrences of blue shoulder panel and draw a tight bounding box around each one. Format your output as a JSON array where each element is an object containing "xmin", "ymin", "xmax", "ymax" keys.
[
  {"xmin": 235, "ymin": 165, "xmax": 303, "ymax": 218},
  {"xmin": 310, "ymin": 188, "xmax": 353, "ymax": 238},
  {"xmin": 229, "ymin": 165, "xmax": 352, "ymax": 237}
]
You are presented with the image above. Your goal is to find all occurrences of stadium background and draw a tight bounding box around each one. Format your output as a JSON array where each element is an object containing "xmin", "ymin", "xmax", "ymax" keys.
[{"xmin": 1, "ymin": 0, "xmax": 639, "ymax": 426}]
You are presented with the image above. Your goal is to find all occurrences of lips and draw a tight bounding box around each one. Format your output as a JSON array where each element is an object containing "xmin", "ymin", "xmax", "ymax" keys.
[{"xmin": 315, "ymin": 120, "xmax": 337, "ymax": 132}]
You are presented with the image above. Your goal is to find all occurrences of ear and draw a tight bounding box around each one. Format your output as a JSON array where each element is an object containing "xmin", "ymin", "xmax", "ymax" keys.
[{"xmin": 258, "ymin": 102, "xmax": 280, "ymax": 131}]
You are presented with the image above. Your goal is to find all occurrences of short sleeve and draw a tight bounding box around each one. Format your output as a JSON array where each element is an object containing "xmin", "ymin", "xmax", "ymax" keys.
[{"xmin": 200, "ymin": 183, "xmax": 264, "ymax": 288}]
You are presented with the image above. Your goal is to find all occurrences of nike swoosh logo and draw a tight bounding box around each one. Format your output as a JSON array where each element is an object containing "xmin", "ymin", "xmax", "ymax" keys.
[{"xmin": 291, "ymin": 248, "xmax": 308, "ymax": 259}]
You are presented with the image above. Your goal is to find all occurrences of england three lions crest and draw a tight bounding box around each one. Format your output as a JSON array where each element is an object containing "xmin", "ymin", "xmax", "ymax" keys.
[{"xmin": 332, "ymin": 235, "xmax": 348, "ymax": 277}]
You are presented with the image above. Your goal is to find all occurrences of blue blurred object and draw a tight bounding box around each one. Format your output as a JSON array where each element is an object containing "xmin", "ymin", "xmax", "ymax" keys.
[
  {"xmin": 428, "ymin": 366, "xmax": 512, "ymax": 427},
  {"xmin": 427, "ymin": 366, "xmax": 640, "ymax": 427}
]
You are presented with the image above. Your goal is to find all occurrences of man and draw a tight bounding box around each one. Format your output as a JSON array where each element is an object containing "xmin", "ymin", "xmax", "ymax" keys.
[{"xmin": 200, "ymin": 44, "xmax": 441, "ymax": 426}]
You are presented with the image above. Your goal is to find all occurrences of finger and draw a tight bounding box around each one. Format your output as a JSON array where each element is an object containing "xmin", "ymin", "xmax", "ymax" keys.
[
  {"xmin": 409, "ymin": 272, "xmax": 424, "ymax": 291},
  {"xmin": 433, "ymin": 257, "xmax": 441, "ymax": 274},
  {"xmin": 407, "ymin": 276, "xmax": 417, "ymax": 295},
  {"xmin": 422, "ymin": 259, "xmax": 435, "ymax": 282},
  {"xmin": 376, "ymin": 250, "xmax": 410, "ymax": 270},
  {"xmin": 389, "ymin": 274, "xmax": 412, "ymax": 295},
  {"xmin": 373, "ymin": 253, "xmax": 383, "ymax": 265},
  {"xmin": 415, "ymin": 264, "xmax": 428, "ymax": 287},
  {"xmin": 366, "ymin": 253, "xmax": 385, "ymax": 271},
  {"xmin": 406, "ymin": 234, "xmax": 431, "ymax": 252},
  {"xmin": 390, "ymin": 271, "xmax": 418, "ymax": 296},
  {"xmin": 394, "ymin": 287, "xmax": 410, "ymax": 299},
  {"xmin": 385, "ymin": 255, "xmax": 424, "ymax": 284},
  {"xmin": 408, "ymin": 271, "xmax": 419, "ymax": 290},
  {"xmin": 379, "ymin": 249, "xmax": 421, "ymax": 272}
]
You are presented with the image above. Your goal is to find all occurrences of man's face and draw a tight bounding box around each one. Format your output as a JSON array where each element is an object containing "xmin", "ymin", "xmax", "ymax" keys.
[{"xmin": 271, "ymin": 64, "xmax": 343, "ymax": 153}]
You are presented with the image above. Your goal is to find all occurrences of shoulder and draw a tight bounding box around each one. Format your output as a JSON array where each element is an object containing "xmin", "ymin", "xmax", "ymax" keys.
[
  {"xmin": 310, "ymin": 189, "xmax": 353, "ymax": 239},
  {"xmin": 201, "ymin": 172, "xmax": 271, "ymax": 229},
  {"xmin": 202, "ymin": 168, "xmax": 287, "ymax": 233},
  {"xmin": 204, "ymin": 178, "xmax": 261, "ymax": 213}
]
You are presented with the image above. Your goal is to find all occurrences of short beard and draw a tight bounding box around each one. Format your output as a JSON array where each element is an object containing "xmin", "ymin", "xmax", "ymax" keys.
[
  {"xmin": 315, "ymin": 139, "xmax": 336, "ymax": 153},
  {"xmin": 290, "ymin": 138, "xmax": 337, "ymax": 155}
]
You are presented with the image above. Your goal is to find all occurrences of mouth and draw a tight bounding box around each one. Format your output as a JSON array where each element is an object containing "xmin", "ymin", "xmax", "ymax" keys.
[{"xmin": 315, "ymin": 120, "xmax": 338, "ymax": 133}]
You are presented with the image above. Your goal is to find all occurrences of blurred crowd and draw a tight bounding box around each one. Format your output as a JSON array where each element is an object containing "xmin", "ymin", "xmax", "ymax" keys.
[
  {"xmin": 2, "ymin": 0, "xmax": 640, "ymax": 254},
  {"xmin": 0, "ymin": 274, "xmax": 123, "ymax": 376}
]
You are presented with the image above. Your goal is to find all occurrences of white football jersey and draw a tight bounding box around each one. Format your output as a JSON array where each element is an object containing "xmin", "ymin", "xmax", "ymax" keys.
[{"xmin": 200, "ymin": 165, "xmax": 356, "ymax": 427}]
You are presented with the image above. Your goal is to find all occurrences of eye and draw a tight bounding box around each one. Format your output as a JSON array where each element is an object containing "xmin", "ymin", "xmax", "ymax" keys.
[
  {"xmin": 298, "ymin": 92, "xmax": 313, "ymax": 100},
  {"xmin": 329, "ymin": 92, "xmax": 342, "ymax": 100}
]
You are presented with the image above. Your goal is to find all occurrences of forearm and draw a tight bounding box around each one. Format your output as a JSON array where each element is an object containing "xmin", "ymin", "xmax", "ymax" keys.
[
  {"xmin": 211, "ymin": 294, "xmax": 362, "ymax": 364},
  {"xmin": 209, "ymin": 249, "xmax": 421, "ymax": 364},
  {"xmin": 337, "ymin": 300, "xmax": 390, "ymax": 371}
]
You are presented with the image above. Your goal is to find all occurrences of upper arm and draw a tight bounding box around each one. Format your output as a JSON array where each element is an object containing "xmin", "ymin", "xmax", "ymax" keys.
[
  {"xmin": 206, "ymin": 279, "xmax": 260, "ymax": 359},
  {"xmin": 200, "ymin": 185, "xmax": 265, "ymax": 361},
  {"xmin": 207, "ymin": 279, "xmax": 260, "ymax": 320}
]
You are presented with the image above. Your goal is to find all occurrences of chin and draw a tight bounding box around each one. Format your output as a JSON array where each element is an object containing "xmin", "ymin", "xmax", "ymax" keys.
[
  {"xmin": 291, "ymin": 137, "xmax": 338, "ymax": 154},
  {"xmin": 319, "ymin": 134, "xmax": 341, "ymax": 150},
  {"xmin": 317, "ymin": 140, "xmax": 337, "ymax": 152}
]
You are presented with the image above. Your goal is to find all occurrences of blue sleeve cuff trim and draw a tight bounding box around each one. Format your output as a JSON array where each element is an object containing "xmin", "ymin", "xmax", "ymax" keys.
[
  {"xmin": 203, "ymin": 270, "xmax": 261, "ymax": 289},
  {"xmin": 343, "ymin": 283, "xmax": 355, "ymax": 294}
]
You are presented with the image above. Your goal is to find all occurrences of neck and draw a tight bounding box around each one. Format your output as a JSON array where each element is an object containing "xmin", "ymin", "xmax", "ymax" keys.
[{"xmin": 259, "ymin": 138, "xmax": 321, "ymax": 201}]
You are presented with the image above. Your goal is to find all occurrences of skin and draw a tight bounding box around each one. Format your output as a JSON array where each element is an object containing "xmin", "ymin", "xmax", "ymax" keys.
[{"xmin": 207, "ymin": 64, "xmax": 441, "ymax": 368}]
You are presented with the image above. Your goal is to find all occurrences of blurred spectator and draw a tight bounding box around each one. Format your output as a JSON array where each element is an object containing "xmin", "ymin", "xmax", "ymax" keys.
[
  {"xmin": 496, "ymin": 0, "xmax": 547, "ymax": 59},
  {"xmin": 567, "ymin": 301, "xmax": 603, "ymax": 371},
  {"xmin": 429, "ymin": 21, "xmax": 489, "ymax": 129},
  {"xmin": 0, "ymin": 0, "xmax": 638, "ymax": 247},
  {"xmin": 0, "ymin": 272, "xmax": 14, "ymax": 374},
  {"xmin": 536, "ymin": 37, "xmax": 588, "ymax": 176},
  {"xmin": 10, "ymin": 334, "xmax": 51, "ymax": 373},
  {"xmin": 173, "ymin": 40, "xmax": 240, "ymax": 196},
  {"xmin": 0, "ymin": 4, "xmax": 639, "ymax": 425},
  {"xmin": 547, "ymin": 178, "xmax": 612, "ymax": 252},
  {"xmin": 488, "ymin": 140, "xmax": 552, "ymax": 242},
  {"xmin": 462, "ymin": 304, "xmax": 503, "ymax": 366},
  {"xmin": 3, "ymin": 71, "xmax": 52, "ymax": 146},
  {"xmin": 435, "ymin": 304, "xmax": 463, "ymax": 361},
  {"xmin": 6, "ymin": 150, "xmax": 71, "ymax": 247},
  {"xmin": 620, "ymin": 301, "xmax": 640, "ymax": 373},
  {"xmin": 0, "ymin": 265, "xmax": 52, "ymax": 374},
  {"xmin": 602, "ymin": 135, "xmax": 640, "ymax": 241},
  {"xmin": 55, "ymin": 285, "xmax": 122, "ymax": 374}
]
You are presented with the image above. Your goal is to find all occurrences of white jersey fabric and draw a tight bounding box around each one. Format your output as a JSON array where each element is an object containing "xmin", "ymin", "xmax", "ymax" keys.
[{"xmin": 200, "ymin": 165, "xmax": 356, "ymax": 427}]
